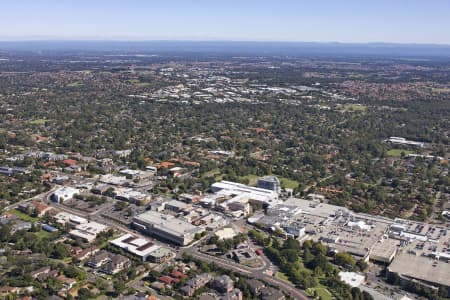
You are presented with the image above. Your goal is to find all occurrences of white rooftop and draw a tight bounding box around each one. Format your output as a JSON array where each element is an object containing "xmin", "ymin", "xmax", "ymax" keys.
[{"xmin": 110, "ymin": 234, "xmax": 160, "ymax": 258}]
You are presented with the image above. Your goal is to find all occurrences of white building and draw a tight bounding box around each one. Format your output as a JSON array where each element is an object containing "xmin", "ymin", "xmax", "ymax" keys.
[
  {"xmin": 133, "ymin": 211, "xmax": 203, "ymax": 246},
  {"xmin": 210, "ymin": 180, "xmax": 280, "ymax": 207},
  {"xmin": 50, "ymin": 187, "xmax": 80, "ymax": 203},
  {"xmin": 110, "ymin": 233, "xmax": 172, "ymax": 262},
  {"xmin": 69, "ymin": 222, "xmax": 108, "ymax": 243}
]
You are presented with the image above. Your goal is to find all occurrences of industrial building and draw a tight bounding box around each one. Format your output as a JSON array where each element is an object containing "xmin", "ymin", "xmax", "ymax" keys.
[{"xmin": 133, "ymin": 211, "xmax": 203, "ymax": 246}]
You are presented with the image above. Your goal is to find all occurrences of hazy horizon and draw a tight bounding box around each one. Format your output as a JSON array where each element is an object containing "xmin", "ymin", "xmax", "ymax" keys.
[{"xmin": 1, "ymin": 0, "xmax": 450, "ymax": 44}]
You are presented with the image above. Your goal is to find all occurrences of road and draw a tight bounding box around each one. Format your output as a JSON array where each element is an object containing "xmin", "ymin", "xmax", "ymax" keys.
[
  {"xmin": 4, "ymin": 186, "xmax": 58, "ymax": 211},
  {"xmin": 182, "ymin": 247, "xmax": 309, "ymax": 300},
  {"xmin": 42, "ymin": 185, "xmax": 309, "ymax": 299}
]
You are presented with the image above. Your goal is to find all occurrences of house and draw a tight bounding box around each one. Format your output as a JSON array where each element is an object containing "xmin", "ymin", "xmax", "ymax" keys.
[
  {"xmin": 181, "ymin": 273, "xmax": 213, "ymax": 296},
  {"xmin": 11, "ymin": 220, "xmax": 32, "ymax": 233},
  {"xmin": 151, "ymin": 281, "xmax": 166, "ymax": 291},
  {"xmin": 57, "ymin": 275, "xmax": 77, "ymax": 290},
  {"xmin": 260, "ymin": 287, "xmax": 285, "ymax": 300},
  {"xmin": 159, "ymin": 276, "xmax": 179, "ymax": 285},
  {"xmin": 63, "ymin": 159, "xmax": 77, "ymax": 166},
  {"xmin": 0, "ymin": 286, "xmax": 19, "ymax": 295},
  {"xmin": 30, "ymin": 266, "xmax": 51, "ymax": 279},
  {"xmin": 100, "ymin": 254, "xmax": 131, "ymax": 275},
  {"xmin": 86, "ymin": 250, "xmax": 110, "ymax": 268},
  {"xmin": 36, "ymin": 269, "xmax": 59, "ymax": 282},
  {"xmin": 246, "ymin": 279, "xmax": 265, "ymax": 295},
  {"xmin": 33, "ymin": 201, "xmax": 53, "ymax": 217},
  {"xmin": 220, "ymin": 288, "xmax": 243, "ymax": 300},
  {"xmin": 210, "ymin": 275, "xmax": 234, "ymax": 294},
  {"xmin": 75, "ymin": 246, "xmax": 99, "ymax": 262},
  {"xmin": 171, "ymin": 269, "xmax": 187, "ymax": 279}
]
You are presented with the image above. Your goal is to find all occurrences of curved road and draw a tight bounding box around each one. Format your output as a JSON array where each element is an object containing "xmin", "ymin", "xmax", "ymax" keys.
[{"xmin": 184, "ymin": 249, "xmax": 309, "ymax": 300}]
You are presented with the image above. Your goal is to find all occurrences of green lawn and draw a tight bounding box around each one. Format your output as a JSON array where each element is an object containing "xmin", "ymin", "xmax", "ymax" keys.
[
  {"xmin": 342, "ymin": 104, "xmax": 367, "ymax": 112},
  {"xmin": 9, "ymin": 209, "xmax": 39, "ymax": 222},
  {"xmin": 128, "ymin": 79, "xmax": 151, "ymax": 87},
  {"xmin": 306, "ymin": 287, "xmax": 332, "ymax": 300},
  {"xmin": 386, "ymin": 149, "xmax": 413, "ymax": 157},
  {"xmin": 238, "ymin": 174, "xmax": 259, "ymax": 186},
  {"xmin": 202, "ymin": 168, "xmax": 221, "ymax": 178},
  {"xmin": 35, "ymin": 229, "xmax": 52, "ymax": 238},
  {"xmin": 280, "ymin": 177, "xmax": 299, "ymax": 189}
]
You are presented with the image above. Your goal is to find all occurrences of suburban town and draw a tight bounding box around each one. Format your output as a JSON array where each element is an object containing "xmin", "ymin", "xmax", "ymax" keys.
[{"xmin": 0, "ymin": 25, "xmax": 450, "ymax": 300}]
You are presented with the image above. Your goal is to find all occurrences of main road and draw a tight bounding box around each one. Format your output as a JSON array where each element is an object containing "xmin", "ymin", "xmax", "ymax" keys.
[
  {"xmin": 182, "ymin": 247, "xmax": 310, "ymax": 300},
  {"xmin": 42, "ymin": 188, "xmax": 309, "ymax": 299}
]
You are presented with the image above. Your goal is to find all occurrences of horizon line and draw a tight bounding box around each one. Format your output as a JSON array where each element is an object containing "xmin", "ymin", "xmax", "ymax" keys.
[{"xmin": 0, "ymin": 39, "xmax": 450, "ymax": 47}]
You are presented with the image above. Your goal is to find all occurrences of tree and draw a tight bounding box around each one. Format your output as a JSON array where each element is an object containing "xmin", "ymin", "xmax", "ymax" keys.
[
  {"xmin": 51, "ymin": 243, "xmax": 69, "ymax": 259},
  {"xmin": 77, "ymin": 288, "xmax": 95, "ymax": 299},
  {"xmin": 335, "ymin": 252, "xmax": 356, "ymax": 269},
  {"xmin": 113, "ymin": 280, "xmax": 126, "ymax": 295}
]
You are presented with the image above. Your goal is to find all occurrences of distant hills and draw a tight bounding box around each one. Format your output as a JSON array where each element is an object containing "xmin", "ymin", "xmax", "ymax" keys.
[{"xmin": 1, "ymin": 40, "xmax": 450, "ymax": 58}]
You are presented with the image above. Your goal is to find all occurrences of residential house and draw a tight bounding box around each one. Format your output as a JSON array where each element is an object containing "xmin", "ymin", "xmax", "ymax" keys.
[
  {"xmin": 100, "ymin": 254, "xmax": 131, "ymax": 275},
  {"xmin": 210, "ymin": 275, "xmax": 234, "ymax": 294},
  {"xmin": 260, "ymin": 287, "xmax": 285, "ymax": 300}
]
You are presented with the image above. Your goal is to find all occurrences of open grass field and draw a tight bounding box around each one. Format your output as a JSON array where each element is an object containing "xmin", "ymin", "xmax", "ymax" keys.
[
  {"xmin": 202, "ymin": 168, "xmax": 221, "ymax": 178},
  {"xmin": 306, "ymin": 287, "xmax": 332, "ymax": 300},
  {"xmin": 29, "ymin": 119, "xmax": 47, "ymax": 125},
  {"xmin": 386, "ymin": 149, "xmax": 413, "ymax": 157},
  {"xmin": 9, "ymin": 209, "xmax": 39, "ymax": 222},
  {"xmin": 238, "ymin": 174, "xmax": 259, "ymax": 186},
  {"xmin": 342, "ymin": 104, "xmax": 367, "ymax": 112},
  {"xmin": 128, "ymin": 79, "xmax": 151, "ymax": 87},
  {"xmin": 280, "ymin": 177, "xmax": 299, "ymax": 189}
]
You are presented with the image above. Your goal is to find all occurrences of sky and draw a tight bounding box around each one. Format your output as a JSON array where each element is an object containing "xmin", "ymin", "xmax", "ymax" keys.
[{"xmin": 0, "ymin": 0, "xmax": 449, "ymax": 44}]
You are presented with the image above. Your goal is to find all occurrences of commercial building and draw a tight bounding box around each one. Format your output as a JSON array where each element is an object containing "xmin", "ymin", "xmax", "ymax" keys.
[
  {"xmin": 113, "ymin": 188, "xmax": 151, "ymax": 205},
  {"xmin": 119, "ymin": 169, "xmax": 153, "ymax": 181},
  {"xmin": 110, "ymin": 233, "xmax": 173, "ymax": 262},
  {"xmin": 385, "ymin": 137, "xmax": 424, "ymax": 148},
  {"xmin": 164, "ymin": 199, "xmax": 191, "ymax": 213},
  {"xmin": 133, "ymin": 211, "xmax": 203, "ymax": 246},
  {"xmin": 50, "ymin": 187, "xmax": 80, "ymax": 203},
  {"xmin": 257, "ymin": 176, "xmax": 281, "ymax": 194},
  {"xmin": 69, "ymin": 221, "xmax": 109, "ymax": 243},
  {"xmin": 98, "ymin": 174, "xmax": 128, "ymax": 186},
  {"xmin": 54, "ymin": 212, "xmax": 88, "ymax": 226},
  {"xmin": 210, "ymin": 181, "xmax": 280, "ymax": 207}
]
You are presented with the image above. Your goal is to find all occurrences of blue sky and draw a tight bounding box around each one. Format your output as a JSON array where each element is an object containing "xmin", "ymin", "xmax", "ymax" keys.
[{"xmin": 0, "ymin": 0, "xmax": 449, "ymax": 44}]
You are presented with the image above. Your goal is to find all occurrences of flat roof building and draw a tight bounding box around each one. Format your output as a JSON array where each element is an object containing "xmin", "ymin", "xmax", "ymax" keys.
[
  {"xmin": 69, "ymin": 222, "xmax": 108, "ymax": 243},
  {"xmin": 133, "ymin": 211, "xmax": 203, "ymax": 246},
  {"xmin": 51, "ymin": 187, "xmax": 80, "ymax": 203}
]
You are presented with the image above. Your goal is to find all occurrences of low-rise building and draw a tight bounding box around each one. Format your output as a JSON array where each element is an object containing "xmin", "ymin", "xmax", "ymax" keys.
[
  {"xmin": 69, "ymin": 221, "xmax": 108, "ymax": 243},
  {"xmin": 210, "ymin": 275, "xmax": 234, "ymax": 294},
  {"xmin": 110, "ymin": 234, "xmax": 172, "ymax": 262},
  {"xmin": 50, "ymin": 187, "xmax": 80, "ymax": 203},
  {"xmin": 133, "ymin": 211, "xmax": 203, "ymax": 246},
  {"xmin": 257, "ymin": 176, "xmax": 281, "ymax": 194},
  {"xmin": 181, "ymin": 273, "xmax": 213, "ymax": 297}
]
